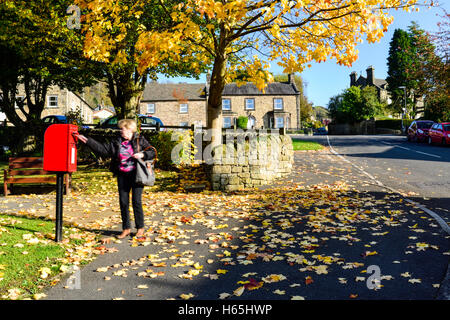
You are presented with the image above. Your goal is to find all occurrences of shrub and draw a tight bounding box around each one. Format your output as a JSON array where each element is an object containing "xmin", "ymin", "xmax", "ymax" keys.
[
  {"xmin": 77, "ymin": 128, "xmax": 184, "ymax": 170},
  {"xmin": 236, "ymin": 116, "xmax": 248, "ymax": 129}
]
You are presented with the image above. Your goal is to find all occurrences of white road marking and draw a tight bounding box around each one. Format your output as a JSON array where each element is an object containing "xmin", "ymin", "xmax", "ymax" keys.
[
  {"xmin": 326, "ymin": 135, "xmax": 450, "ymax": 235},
  {"xmin": 414, "ymin": 150, "xmax": 442, "ymax": 159},
  {"xmin": 380, "ymin": 141, "xmax": 441, "ymax": 159}
]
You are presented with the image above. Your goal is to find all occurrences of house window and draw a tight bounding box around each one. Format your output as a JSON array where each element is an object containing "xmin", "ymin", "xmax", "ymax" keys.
[
  {"xmin": 275, "ymin": 116, "xmax": 284, "ymax": 128},
  {"xmin": 47, "ymin": 95, "xmax": 58, "ymax": 108},
  {"xmin": 179, "ymin": 103, "xmax": 188, "ymax": 113},
  {"xmin": 245, "ymin": 98, "xmax": 255, "ymax": 110},
  {"xmin": 180, "ymin": 121, "xmax": 189, "ymax": 127},
  {"xmin": 222, "ymin": 99, "xmax": 231, "ymax": 111},
  {"xmin": 147, "ymin": 103, "xmax": 155, "ymax": 114},
  {"xmin": 223, "ymin": 117, "xmax": 233, "ymax": 128},
  {"xmin": 274, "ymin": 98, "xmax": 283, "ymax": 110}
]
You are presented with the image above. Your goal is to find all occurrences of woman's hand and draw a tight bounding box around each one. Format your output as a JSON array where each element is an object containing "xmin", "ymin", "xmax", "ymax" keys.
[
  {"xmin": 132, "ymin": 152, "xmax": 144, "ymax": 160},
  {"xmin": 73, "ymin": 134, "xmax": 88, "ymax": 144}
]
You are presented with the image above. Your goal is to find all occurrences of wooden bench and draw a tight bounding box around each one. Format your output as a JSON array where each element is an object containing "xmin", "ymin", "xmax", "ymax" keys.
[{"xmin": 3, "ymin": 157, "xmax": 71, "ymax": 196}]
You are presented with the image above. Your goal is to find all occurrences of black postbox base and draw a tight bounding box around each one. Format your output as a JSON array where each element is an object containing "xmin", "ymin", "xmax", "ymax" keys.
[{"xmin": 55, "ymin": 173, "xmax": 64, "ymax": 242}]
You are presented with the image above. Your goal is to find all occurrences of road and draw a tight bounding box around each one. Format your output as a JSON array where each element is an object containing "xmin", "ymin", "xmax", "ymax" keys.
[{"xmin": 294, "ymin": 134, "xmax": 450, "ymax": 226}]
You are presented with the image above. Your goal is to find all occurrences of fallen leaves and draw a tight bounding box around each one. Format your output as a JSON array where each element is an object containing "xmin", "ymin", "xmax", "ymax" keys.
[{"xmin": 2, "ymin": 152, "xmax": 447, "ymax": 301}]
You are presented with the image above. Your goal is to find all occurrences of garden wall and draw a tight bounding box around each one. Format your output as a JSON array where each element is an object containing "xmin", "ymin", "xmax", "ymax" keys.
[{"xmin": 207, "ymin": 132, "xmax": 294, "ymax": 191}]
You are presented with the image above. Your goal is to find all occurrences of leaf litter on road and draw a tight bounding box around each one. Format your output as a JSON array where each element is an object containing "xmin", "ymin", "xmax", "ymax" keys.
[{"xmin": 8, "ymin": 153, "xmax": 447, "ymax": 300}]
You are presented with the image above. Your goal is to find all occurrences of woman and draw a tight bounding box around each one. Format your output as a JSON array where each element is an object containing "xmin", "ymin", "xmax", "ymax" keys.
[{"xmin": 74, "ymin": 119, "xmax": 155, "ymax": 239}]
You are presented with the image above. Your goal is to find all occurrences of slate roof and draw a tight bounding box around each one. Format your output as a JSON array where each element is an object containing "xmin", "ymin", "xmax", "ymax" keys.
[
  {"xmin": 355, "ymin": 76, "xmax": 388, "ymax": 90},
  {"xmin": 141, "ymin": 81, "xmax": 299, "ymax": 101},
  {"xmin": 222, "ymin": 82, "xmax": 299, "ymax": 96},
  {"xmin": 141, "ymin": 83, "xmax": 206, "ymax": 102}
]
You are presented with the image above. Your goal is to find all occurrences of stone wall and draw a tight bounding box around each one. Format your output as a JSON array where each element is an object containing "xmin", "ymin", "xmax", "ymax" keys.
[
  {"xmin": 328, "ymin": 119, "xmax": 376, "ymax": 135},
  {"xmin": 208, "ymin": 132, "xmax": 294, "ymax": 191}
]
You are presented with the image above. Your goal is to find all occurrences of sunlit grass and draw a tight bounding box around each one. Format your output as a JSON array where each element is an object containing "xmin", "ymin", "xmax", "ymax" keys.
[{"xmin": 292, "ymin": 139, "xmax": 324, "ymax": 151}]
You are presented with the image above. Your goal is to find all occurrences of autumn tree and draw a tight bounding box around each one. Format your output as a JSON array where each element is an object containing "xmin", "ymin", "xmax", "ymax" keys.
[
  {"xmin": 80, "ymin": 0, "xmax": 429, "ymax": 145},
  {"xmin": 387, "ymin": 16, "xmax": 449, "ymax": 121},
  {"xmin": 132, "ymin": 0, "xmax": 428, "ymax": 145},
  {"xmin": 423, "ymin": 11, "xmax": 449, "ymax": 122},
  {"xmin": 75, "ymin": 0, "xmax": 206, "ymax": 120},
  {"xmin": 0, "ymin": 0, "xmax": 99, "ymax": 153}
]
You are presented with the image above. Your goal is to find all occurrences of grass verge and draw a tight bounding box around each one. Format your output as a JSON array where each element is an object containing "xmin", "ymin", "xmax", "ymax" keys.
[
  {"xmin": 292, "ymin": 138, "xmax": 324, "ymax": 151},
  {"xmin": 0, "ymin": 213, "xmax": 96, "ymax": 300}
]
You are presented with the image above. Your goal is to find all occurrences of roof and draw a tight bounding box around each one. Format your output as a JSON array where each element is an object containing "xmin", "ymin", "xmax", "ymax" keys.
[
  {"xmin": 141, "ymin": 83, "xmax": 206, "ymax": 102},
  {"xmin": 355, "ymin": 76, "xmax": 387, "ymax": 90},
  {"xmin": 141, "ymin": 80, "xmax": 299, "ymax": 101},
  {"xmin": 222, "ymin": 82, "xmax": 299, "ymax": 96}
]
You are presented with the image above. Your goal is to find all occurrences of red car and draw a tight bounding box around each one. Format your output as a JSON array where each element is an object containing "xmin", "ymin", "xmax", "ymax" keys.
[
  {"xmin": 428, "ymin": 122, "xmax": 450, "ymax": 146},
  {"xmin": 407, "ymin": 120, "xmax": 435, "ymax": 142}
]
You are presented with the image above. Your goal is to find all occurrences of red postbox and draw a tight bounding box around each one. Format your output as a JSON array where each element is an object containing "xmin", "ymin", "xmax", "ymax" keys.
[
  {"xmin": 43, "ymin": 124, "xmax": 78, "ymax": 172},
  {"xmin": 43, "ymin": 124, "xmax": 78, "ymax": 242}
]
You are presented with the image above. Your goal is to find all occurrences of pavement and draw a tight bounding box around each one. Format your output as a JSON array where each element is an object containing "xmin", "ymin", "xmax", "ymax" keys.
[
  {"xmin": 40, "ymin": 136, "xmax": 450, "ymax": 301},
  {"xmin": 1, "ymin": 135, "xmax": 449, "ymax": 303}
]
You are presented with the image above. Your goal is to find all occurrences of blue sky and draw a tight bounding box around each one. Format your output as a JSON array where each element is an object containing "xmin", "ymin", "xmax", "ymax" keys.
[{"xmin": 157, "ymin": 3, "xmax": 449, "ymax": 108}]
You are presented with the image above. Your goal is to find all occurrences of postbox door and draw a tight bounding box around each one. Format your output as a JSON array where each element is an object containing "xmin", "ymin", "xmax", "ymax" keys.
[
  {"xmin": 43, "ymin": 124, "xmax": 78, "ymax": 172},
  {"xmin": 68, "ymin": 125, "xmax": 78, "ymax": 172}
]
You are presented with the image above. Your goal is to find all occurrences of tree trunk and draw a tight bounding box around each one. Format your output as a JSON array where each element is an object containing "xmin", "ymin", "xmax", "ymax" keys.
[
  {"xmin": 207, "ymin": 54, "xmax": 228, "ymax": 149},
  {"xmin": 106, "ymin": 68, "xmax": 146, "ymax": 121}
]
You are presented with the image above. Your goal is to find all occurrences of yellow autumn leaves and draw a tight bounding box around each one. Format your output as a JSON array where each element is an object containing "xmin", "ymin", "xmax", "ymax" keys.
[{"xmin": 77, "ymin": 0, "xmax": 424, "ymax": 92}]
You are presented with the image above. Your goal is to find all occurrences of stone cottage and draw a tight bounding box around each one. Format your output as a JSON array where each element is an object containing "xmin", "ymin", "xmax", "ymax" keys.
[
  {"xmin": 139, "ymin": 74, "xmax": 300, "ymax": 130},
  {"xmin": 8, "ymin": 84, "xmax": 95, "ymax": 124}
]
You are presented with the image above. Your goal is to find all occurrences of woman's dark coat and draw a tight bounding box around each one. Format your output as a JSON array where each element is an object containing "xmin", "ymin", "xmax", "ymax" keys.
[{"xmin": 85, "ymin": 133, "xmax": 156, "ymax": 175}]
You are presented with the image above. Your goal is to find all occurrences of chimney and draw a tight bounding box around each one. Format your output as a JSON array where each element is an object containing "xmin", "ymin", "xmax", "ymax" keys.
[
  {"xmin": 366, "ymin": 66, "xmax": 374, "ymax": 86},
  {"xmin": 288, "ymin": 73, "xmax": 295, "ymax": 84},
  {"xmin": 350, "ymin": 71, "xmax": 357, "ymax": 87},
  {"xmin": 205, "ymin": 73, "xmax": 211, "ymax": 96}
]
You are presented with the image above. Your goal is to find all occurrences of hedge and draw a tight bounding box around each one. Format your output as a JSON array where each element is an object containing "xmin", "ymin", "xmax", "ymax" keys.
[{"xmin": 375, "ymin": 119, "xmax": 413, "ymax": 130}]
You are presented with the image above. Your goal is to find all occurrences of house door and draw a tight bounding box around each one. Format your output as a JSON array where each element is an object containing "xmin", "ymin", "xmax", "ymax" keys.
[{"xmin": 247, "ymin": 116, "xmax": 255, "ymax": 129}]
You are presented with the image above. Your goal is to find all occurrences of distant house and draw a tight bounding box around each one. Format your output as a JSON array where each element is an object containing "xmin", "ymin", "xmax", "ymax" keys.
[
  {"xmin": 350, "ymin": 66, "xmax": 424, "ymax": 118},
  {"xmin": 140, "ymin": 82, "xmax": 207, "ymax": 128},
  {"xmin": 93, "ymin": 107, "xmax": 115, "ymax": 120},
  {"xmin": 139, "ymin": 74, "xmax": 300, "ymax": 129},
  {"xmin": 350, "ymin": 66, "xmax": 391, "ymax": 104},
  {"xmin": 5, "ymin": 84, "xmax": 95, "ymax": 124}
]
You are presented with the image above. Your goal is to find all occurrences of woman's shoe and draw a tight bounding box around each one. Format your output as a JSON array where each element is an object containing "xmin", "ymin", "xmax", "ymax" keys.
[
  {"xmin": 117, "ymin": 229, "xmax": 131, "ymax": 239},
  {"xmin": 135, "ymin": 228, "xmax": 145, "ymax": 238}
]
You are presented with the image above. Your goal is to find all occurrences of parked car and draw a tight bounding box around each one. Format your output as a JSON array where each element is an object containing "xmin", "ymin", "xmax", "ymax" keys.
[
  {"xmin": 428, "ymin": 122, "xmax": 450, "ymax": 146},
  {"xmin": 407, "ymin": 120, "xmax": 435, "ymax": 142},
  {"xmin": 42, "ymin": 115, "xmax": 90, "ymax": 129},
  {"xmin": 42, "ymin": 115, "xmax": 68, "ymax": 125},
  {"xmin": 96, "ymin": 114, "xmax": 165, "ymax": 131},
  {"xmin": 314, "ymin": 127, "xmax": 328, "ymax": 135}
]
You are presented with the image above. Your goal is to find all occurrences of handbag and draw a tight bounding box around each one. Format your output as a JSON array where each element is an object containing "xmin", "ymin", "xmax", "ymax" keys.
[{"xmin": 135, "ymin": 137, "xmax": 157, "ymax": 186}]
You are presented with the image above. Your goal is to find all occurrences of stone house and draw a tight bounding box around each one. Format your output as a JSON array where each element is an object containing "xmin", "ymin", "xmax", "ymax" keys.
[
  {"xmin": 139, "ymin": 83, "xmax": 207, "ymax": 128},
  {"xmin": 139, "ymin": 74, "xmax": 300, "ymax": 129},
  {"xmin": 350, "ymin": 66, "xmax": 424, "ymax": 117},
  {"xmin": 10, "ymin": 84, "xmax": 95, "ymax": 124},
  {"xmin": 350, "ymin": 66, "xmax": 392, "ymax": 104}
]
